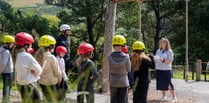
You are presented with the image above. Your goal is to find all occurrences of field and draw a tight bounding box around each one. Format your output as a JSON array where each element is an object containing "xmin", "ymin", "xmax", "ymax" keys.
[{"xmin": 5, "ymin": 0, "xmax": 44, "ymax": 7}]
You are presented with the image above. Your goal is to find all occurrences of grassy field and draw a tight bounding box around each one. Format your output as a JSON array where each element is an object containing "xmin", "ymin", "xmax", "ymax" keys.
[
  {"xmin": 173, "ymin": 69, "xmax": 209, "ymax": 82},
  {"xmin": 5, "ymin": 0, "xmax": 44, "ymax": 7}
]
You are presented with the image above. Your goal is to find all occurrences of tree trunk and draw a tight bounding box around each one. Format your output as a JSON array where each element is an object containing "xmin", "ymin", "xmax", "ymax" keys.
[
  {"xmin": 152, "ymin": 0, "xmax": 161, "ymax": 54},
  {"xmin": 101, "ymin": 0, "xmax": 117, "ymax": 93},
  {"xmin": 87, "ymin": 16, "xmax": 96, "ymax": 60}
]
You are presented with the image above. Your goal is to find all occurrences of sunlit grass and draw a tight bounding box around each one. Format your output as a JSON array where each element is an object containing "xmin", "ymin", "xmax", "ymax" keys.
[{"xmin": 173, "ymin": 69, "xmax": 209, "ymax": 82}]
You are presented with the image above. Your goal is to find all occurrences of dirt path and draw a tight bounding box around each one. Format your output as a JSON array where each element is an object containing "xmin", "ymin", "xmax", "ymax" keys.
[{"xmin": 146, "ymin": 79, "xmax": 208, "ymax": 103}]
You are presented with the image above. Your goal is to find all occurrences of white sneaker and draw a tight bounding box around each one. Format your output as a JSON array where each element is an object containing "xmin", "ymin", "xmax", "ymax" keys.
[
  {"xmin": 171, "ymin": 97, "xmax": 178, "ymax": 102},
  {"xmin": 160, "ymin": 96, "xmax": 168, "ymax": 102}
]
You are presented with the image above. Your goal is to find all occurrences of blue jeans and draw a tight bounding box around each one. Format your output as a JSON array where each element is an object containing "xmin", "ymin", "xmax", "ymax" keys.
[{"xmin": 2, "ymin": 73, "xmax": 13, "ymax": 102}]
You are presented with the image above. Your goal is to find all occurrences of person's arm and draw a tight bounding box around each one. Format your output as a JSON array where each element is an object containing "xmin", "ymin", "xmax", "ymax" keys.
[
  {"xmin": 128, "ymin": 68, "xmax": 134, "ymax": 89},
  {"xmin": 161, "ymin": 50, "xmax": 173, "ymax": 64},
  {"xmin": 51, "ymin": 56, "xmax": 62, "ymax": 83},
  {"xmin": 30, "ymin": 55, "xmax": 42, "ymax": 76},
  {"xmin": 147, "ymin": 54, "xmax": 155, "ymax": 69},
  {"xmin": 126, "ymin": 55, "xmax": 131, "ymax": 72},
  {"xmin": 0, "ymin": 50, "xmax": 10, "ymax": 72},
  {"xmin": 89, "ymin": 62, "xmax": 98, "ymax": 81}
]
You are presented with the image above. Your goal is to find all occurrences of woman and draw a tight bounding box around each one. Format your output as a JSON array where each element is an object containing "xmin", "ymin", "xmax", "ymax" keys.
[
  {"xmin": 131, "ymin": 41, "xmax": 155, "ymax": 103},
  {"xmin": 154, "ymin": 38, "xmax": 177, "ymax": 102}
]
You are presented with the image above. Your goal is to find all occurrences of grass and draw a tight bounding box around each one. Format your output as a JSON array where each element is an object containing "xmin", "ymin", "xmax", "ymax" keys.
[{"xmin": 173, "ymin": 69, "xmax": 209, "ymax": 81}]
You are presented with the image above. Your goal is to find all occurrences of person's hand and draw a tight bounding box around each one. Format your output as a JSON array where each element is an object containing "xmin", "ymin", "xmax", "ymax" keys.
[
  {"xmin": 90, "ymin": 76, "xmax": 93, "ymax": 79},
  {"xmin": 154, "ymin": 56, "xmax": 160, "ymax": 61},
  {"xmin": 128, "ymin": 87, "xmax": 132, "ymax": 93}
]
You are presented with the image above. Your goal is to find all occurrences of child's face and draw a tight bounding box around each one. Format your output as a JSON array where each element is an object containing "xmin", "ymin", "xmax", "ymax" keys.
[
  {"xmin": 60, "ymin": 52, "xmax": 66, "ymax": 57},
  {"xmin": 9, "ymin": 43, "xmax": 14, "ymax": 49}
]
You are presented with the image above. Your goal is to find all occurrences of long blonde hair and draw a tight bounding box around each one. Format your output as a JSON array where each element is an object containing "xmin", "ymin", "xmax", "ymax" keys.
[
  {"xmin": 131, "ymin": 50, "xmax": 151, "ymax": 71},
  {"xmin": 75, "ymin": 53, "xmax": 91, "ymax": 68},
  {"xmin": 34, "ymin": 47, "xmax": 45, "ymax": 66}
]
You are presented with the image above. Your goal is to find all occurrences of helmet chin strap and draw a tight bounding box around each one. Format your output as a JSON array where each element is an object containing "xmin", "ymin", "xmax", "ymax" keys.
[
  {"xmin": 6, "ymin": 43, "xmax": 10, "ymax": 49},
  {"xmin": 24, "ymin": 44, "xmax": 30, "ymax": 52},
  {"xmin": 90, "ymin": 52, "xmax": 94, "ymax": 58},
  {"xmin": 5, "ymin": 43, "xmax": 13, "ymax": 50}
]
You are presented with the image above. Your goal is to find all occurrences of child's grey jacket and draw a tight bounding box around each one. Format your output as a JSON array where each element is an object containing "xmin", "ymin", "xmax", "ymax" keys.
[
  {"xmin": 0, "ymin": 46, "xmax": 13, "ymax": 73},
  {"xmin": 108, "ymin": 52, "xmax": 131, "ymax": 87}
]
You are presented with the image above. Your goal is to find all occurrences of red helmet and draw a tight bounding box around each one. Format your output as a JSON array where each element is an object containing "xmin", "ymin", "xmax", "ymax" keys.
[
  {"xmin": 56, "ymin": 46, "xmax": 67, "ymax": 53},
  {"xmin": 15, "ymin": 32, "xmax": 34, "ymax": 46},
  {"xmin": 122, "ymin": 45, "xmax": 128, "ymax": 53},
  {"xmin": 28, "ymin": 48, "xmax": 34, "ymax": 54},
  {"xmin": 78, "ymin": 43, "xmax": 94, "ymax": 55}
]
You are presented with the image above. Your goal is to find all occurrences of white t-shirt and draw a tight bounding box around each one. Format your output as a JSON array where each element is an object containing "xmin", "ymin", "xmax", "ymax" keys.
[
  {"xmin": 155, "ymin": 49, "xmax": 174, "ymax": 70},
  {"xmin": 15, "ymin": 52, "xmax": 42, "ymax": 85}
]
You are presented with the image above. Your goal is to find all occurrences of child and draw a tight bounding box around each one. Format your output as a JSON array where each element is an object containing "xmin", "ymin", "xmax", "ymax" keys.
[
  {"xmin": 56, "ymin": 46, "xmax": 69, "ymax": 102},
  {"xmin": 75, "ymin": 43, "xmax": 98, "ymax": 103},
  {"xmin": 122, "ymin": 45, "xmax": 134, "ymax": 103},
  {"xmin": 131, "ymin": 41, "xmax": 155, "ymax": 103},
  {"xmin": 36, "ymin": 35, "xmax": 62, "ymax": 103},
  {"xmin": 108, "ymin": 35, "xmax": 131, "ymax": 103},
  {"xmin": 14, "ymin": 32, "xmax": 42, "ymax": 103},
  {"xmin": 0, "ymin": 35, "xmax": 15, "ymax": 103}
]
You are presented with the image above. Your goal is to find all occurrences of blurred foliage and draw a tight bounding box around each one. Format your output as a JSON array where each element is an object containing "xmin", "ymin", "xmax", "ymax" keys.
[
  {"xmin": 1, "ymin": 0, "xmax": 209, "ymax": 65},
  {"xmin": 48, "ymin": 0, "xmax": 106, "ymax": 61}
]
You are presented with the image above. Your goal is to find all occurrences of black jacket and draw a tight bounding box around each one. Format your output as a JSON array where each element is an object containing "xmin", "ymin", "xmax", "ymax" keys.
[
  {"xmin": 134, "ymin": 56, "xmax": 155, "ymax": 89},
  {"xmin": 78, "ymin": 59, "xmax": 98, "ymax": 87},
  {"xmin": 55, "ymin": 34, "xmax": 71, "ymax": 60}
]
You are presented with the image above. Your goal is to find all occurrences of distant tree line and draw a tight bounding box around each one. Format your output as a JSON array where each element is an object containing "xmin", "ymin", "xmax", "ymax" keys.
[{"xmin": 1, "ymin": 0, "xmax": 209, "ymax": 63}]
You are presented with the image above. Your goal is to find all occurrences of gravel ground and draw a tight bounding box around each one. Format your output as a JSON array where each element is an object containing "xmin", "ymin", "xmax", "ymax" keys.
[{"xmin": 0, "ymin": 79, "xmax": 208, "ymax": 103}]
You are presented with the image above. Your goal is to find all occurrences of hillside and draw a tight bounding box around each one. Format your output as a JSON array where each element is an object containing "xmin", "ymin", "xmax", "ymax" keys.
[
  {"xmin": 3, "ymin": 0, "xmax": 63, "ymax": 15},
  {"xmin": 5, "ymin": 0, "xmax": 44, "ymax": 7}
]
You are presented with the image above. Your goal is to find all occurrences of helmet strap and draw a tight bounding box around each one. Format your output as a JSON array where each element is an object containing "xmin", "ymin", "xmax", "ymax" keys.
[
  {"xmin": 89, "ymin": 52, "xmax": 94, "ymax": 58},
  {"xmin": 49, "ymin": 45, "xmax": 55, "ymax": 50},
  {"xmin": 24, "ymin": 44, "xmax": 30, "ymax": 52},
  {"xmin": 5, "ymin": 43, "xmax": 10, "ymax": 49}
]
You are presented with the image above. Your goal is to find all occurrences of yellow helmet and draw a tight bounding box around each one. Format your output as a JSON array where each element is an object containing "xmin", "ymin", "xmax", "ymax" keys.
[
  {"xmin": 3, "ymin": 35, "xmax": 15, "ymax": 43},
  {"xmin": 39, "ymin": 35, "xmax": 56, "ymax": 47},
  {"xmin": 132, "ymin": 41, "xmax": 145, "ymax": 50},
  {"xmin": 112, "ymin": 35, "xmax": 126, "ymax": 45}
]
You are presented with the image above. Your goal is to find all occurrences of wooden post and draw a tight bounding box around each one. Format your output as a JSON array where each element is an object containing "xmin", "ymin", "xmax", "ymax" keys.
[
  {"xmin": 101, "ymin": 0, "xmax": 117, "ymax": 93},
  {"xmin": 138, "ymin": 1, "xmax": 142, "ymax": 40},
  {"xmin": 185, "ymin": 0, "xmax": 189, "ymax": 81},
  {"xmin": 196, "ymin": 59, "xmax": 201, "ymax": 81}
]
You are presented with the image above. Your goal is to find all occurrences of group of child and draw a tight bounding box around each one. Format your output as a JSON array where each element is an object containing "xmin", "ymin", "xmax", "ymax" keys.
[
  {"xmin": 108, "ymin": 35, "xmax": 177, "ymax": 103},
  {"xmin": 0, "ymin": 32, "xmax": 177, "ymax": 103},
  {"xmin": 0, "ymin": 32, "xmax": 98, "ymax": 103},
  {"xmin": 108, "ymin": 35, "xmax": 154, "ymax": 103}
]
